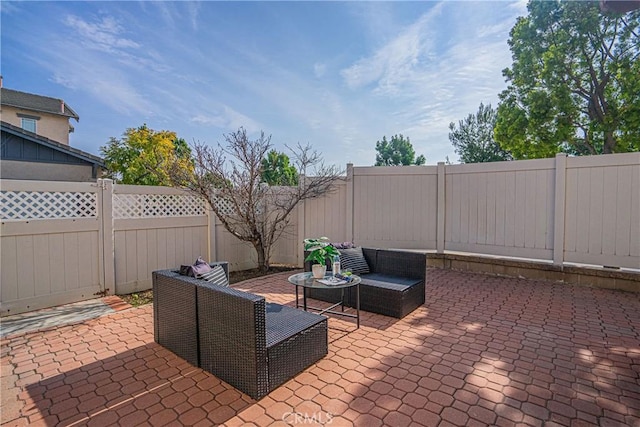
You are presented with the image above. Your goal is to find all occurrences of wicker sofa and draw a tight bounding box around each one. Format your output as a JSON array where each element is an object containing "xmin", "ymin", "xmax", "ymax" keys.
[
  {"xmin": 153, "ymin": 263, "xmax": 328, "ymax": 400},
  {"xmin": 305, "ymin": 248, "xmax": 427, "ymax": 318}
]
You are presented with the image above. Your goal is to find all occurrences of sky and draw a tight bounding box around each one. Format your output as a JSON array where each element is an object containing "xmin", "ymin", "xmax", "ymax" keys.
[{"xmin": 1, "ymin": 0, "xmax": 528, "ymax": 168}]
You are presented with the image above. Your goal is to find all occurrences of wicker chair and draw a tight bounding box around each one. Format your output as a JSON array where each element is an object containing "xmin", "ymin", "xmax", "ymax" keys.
[
  {"xmin": 152, "ymin": 262, "xmax": 229, "ymax": 367},
  {"xmin": 305, "ymin": 248, "xmax": 427, "ymax": 318},
  {"xmin": 153, "ymin": 266, "xmax": 328, "ymax": 400}
]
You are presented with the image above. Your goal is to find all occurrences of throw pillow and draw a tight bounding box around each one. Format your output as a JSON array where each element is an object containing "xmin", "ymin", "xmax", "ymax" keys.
[
  {"xmin": 194, "ymin": 256, "xmax": 208, "ymax": 265},
  {"xmin": 332, "ymin": 242, "xmax": 355, "ymax": 249},
  {"xmin": 179, "ymin": 264, "xmax": 193, "ymax": 276},
  {"xmin": 198, "ymin": 264, "xmax": 229, "ymax": 287},
  {"xmin": 191, "ymin": 262, "xmax": 212, "ymax": 277},
  {"xmin": 339, "ymin": 247, "xmax": 370, "ymax": 275},
  {"xmin": 180, "ymin": 256, "xmax": 212, "ymax": 277}
]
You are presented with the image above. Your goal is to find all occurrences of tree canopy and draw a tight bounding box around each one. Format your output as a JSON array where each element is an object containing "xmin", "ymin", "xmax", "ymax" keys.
[
  {"xmin": 375, "ymin": 134, "xmax": 426, "ymax": 166},
  {"xmin": 100, "ymin": 124, "xmax": 193, "ymax": 185},
  {"xmin": 495, "ymin": 0, "xmax": 640, "ymax": 159},
  {"xmin": 261, "ymin": 150, "xmax": 299, "ymax": 186},
  {"xmin": 449, "ymin": 103, "xmax": 512, "ymax": 163}
]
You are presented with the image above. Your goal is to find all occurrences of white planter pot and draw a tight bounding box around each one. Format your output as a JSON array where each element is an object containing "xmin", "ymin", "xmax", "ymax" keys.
[{"xmin": 312, "ymin": 264, "xmax": 327, "ymax": 279}]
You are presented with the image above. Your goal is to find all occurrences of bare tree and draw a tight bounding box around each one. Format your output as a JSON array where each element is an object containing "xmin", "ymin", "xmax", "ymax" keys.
[{"xmin": 170, "ymin": 127, "xmax": 343, "ymax": 272}]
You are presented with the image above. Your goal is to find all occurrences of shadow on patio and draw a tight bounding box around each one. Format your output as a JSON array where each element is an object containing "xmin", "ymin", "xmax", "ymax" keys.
[{"xmin": 2, "ymin": 269, "xmax": 639, "ymax": 426}]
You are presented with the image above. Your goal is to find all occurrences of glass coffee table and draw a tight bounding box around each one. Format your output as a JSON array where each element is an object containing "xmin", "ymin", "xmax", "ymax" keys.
[{"xmin": 288, "ymin": 272, "xmax": 360, "ymax": 328}]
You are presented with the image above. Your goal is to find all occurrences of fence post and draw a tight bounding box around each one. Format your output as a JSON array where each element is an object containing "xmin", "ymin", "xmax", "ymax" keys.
[
  {"xmin": 553, "ymin": 153, "xmax": 567, "ymax": 266},
  {"xmin": 100, "ymin": 179, "xmax": 116, "ymax": 294},
  {"xmin": 206, "ymin": 192, "xmax": 217, "ymax": 262},
  {"xmin": 346, "ymin": 163, "xmax": 354, "ymax": 244},
  {"xmin": 437, "ymin": 162, "xmax": 446, "ymax": 253}
]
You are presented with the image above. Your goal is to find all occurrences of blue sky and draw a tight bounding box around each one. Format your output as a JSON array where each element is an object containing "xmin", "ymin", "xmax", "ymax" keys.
[{"xmin": 1, "ymin": 1, "xmax": 527, "ymax": 167}]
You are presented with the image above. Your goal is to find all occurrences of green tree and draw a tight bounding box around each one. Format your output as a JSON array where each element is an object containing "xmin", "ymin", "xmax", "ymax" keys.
[
  {"xmin": 100, "ymin": 124, "xmax": 193, "ymax": 185},
  {"xmin": 449, "ymin": 103, "xmax": 512, "ymax": 163},
  {"xmin": 261, "ymin": 150, "xmax": 299, "ymax": 186},
  {"xmin": 375, "ymin": 134, "xmax": 426, "ymax": 166},
  {"xmin": 495, "ymin": 0, "xmax": 640, "ymax": 159}
]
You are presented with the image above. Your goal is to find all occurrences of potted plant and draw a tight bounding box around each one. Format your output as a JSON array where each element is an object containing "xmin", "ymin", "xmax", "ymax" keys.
[{"xmin": 304, "ymin": 237, "xmax": 340, "ymax": 279}]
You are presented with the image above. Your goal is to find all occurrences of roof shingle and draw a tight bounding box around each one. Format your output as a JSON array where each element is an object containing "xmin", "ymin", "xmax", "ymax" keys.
[{"xmin": 0, "ymin": 88, "xmax": 79, "ymax": 121}]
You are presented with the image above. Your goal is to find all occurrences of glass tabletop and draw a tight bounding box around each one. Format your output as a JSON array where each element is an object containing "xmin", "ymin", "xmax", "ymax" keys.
[{"xmin": 288, "ymin": 272, "xmax": 361, "ymax": 289}]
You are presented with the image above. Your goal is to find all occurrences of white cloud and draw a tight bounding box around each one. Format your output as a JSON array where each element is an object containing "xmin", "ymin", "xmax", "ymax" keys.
[
  {"xmin": 64, "ymin": 15, "xmax": 139, "ymax": 52},
  {"xmin": 50, "ymin": 60, "xmax": 154, "ymax": 116},
  {"xmin": 313, "ymin": 63, "xmax": 326, "ymax": 78},
  {"xmin": 341, "ymin": 4, "xmax": 442, "ymax": 92},
  {"xmin": 0, "ymin": 1, "xmax": 21, "ymax": 15},
  {"xmin": 338, "ymin": 1, "xmax": 522, "ymax": 163},
  {"xmin": 190, "ymin": 106, "xmax": 261, "ymax": 134},
  {"xmin": 187, "ymin": 1, "xmax": 201, "ymax": 31},
  {"xmin": 5, "ymin": 1, "xmax": 526, "ymax": 167}
]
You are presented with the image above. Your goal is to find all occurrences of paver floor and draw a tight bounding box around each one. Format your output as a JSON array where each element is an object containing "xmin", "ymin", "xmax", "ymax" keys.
[
  {"xmin": 1, "ymin": 296, "xmax": 132, "ymax": 338},
  {"xmin": 1, "ymin": 268, "xmax": 639, "ymax": 426}
]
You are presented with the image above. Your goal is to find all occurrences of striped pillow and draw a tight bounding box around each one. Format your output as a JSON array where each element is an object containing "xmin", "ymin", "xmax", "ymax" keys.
[
  {"xmin": 197, "ymin": 265, "xmax": 229, "ymax": 286},
  {"xmin": 339, "ymin": 247, "xmax": 370, "ymax": 275}
]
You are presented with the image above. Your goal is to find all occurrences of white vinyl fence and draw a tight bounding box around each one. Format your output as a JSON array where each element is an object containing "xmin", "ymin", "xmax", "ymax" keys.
[
  {"xmin": 343, "ymin": 152, "xmax": 639, "ymax": 270},
  {"xmin": 563, "ymin": 154, "xmax": 640, "ymax": 268},
  {"xmin": 110, "ymin": 183, "xmax": 210, "ymax": 295},
  {"xmin": 1, "ymin": 180, "xmax": 107, "ymax": 315},
  {"xmin": 2, "ymin": 152, "xmax": 638, "ymax": 315},
  {"xmin": 1, "ymin": 180, "xmax": 247, "ymax": 315}
]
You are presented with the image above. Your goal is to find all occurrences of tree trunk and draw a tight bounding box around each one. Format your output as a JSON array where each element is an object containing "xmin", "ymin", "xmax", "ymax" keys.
[
  {"xmin": 603, "ymin": 130, "xmax": 616, "ymax": 154},
  {"xmin": 253, "ymin": 242, "xmax": 269, "ymax": 272}
]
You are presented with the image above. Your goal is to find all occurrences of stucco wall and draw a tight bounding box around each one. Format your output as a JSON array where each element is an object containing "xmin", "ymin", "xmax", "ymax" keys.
[
  {"xmin": 0, "ymin": 160, "xmax": 95, "ymax": 182},
  {"xmin": 1, "ymin": 105, "xmax": 72, "ymax": 145}
]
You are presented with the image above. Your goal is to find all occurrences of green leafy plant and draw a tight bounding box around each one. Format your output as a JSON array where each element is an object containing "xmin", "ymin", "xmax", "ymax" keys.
[{"xmin": 303, "ymin": 237, "xmax": 340, "ymax": 265}]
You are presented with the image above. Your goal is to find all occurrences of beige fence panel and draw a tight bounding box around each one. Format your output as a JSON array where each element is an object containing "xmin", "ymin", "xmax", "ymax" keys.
[
  {"xmin": 258, "ymin": 186, "xmax": 300, "ymax": 267},
  {"xmin": 1, "ymin": 180, "xmax": 104, "ymax": 315},
  {"xmin": 112, "ymin": 184, "xmax": 208, "ymax": 294},
  {"xmin": 213, "ymin": 224, "xmax": 258, "ymax": 271},
  {"xmin": 301, "ymin": 180, "xmax": 347, "ymax": 242},
  {"xmin": 352, "ymin": 166, "xmax": 438, "ymax": 249},
  {"xmin": 444, "ymin": 159, "xmax": 555, "ymax": 260},
  {"xmin": 564, "ymin": 153, "xmax": 640, "ymax": 269},
  {"xmin": 270, "ymin": 221, "xmax": 298, "ymax": 266}
]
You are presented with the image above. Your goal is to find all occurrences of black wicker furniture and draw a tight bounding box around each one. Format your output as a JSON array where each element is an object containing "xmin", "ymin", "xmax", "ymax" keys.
[
  {"xmin": 153, "ymin": 266, "xmax": 328, "ymax": 400},
  {"xmin": 305, "ymin": 248, "xmax": 427, "ymax": 319},
  {"xmin": 153, "ymin": 262, "xmax": 230, "ymax": 367}
]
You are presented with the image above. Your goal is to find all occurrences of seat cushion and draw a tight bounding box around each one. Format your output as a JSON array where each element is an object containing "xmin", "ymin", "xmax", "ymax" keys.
[
  {"xmin": 360, "ymin": 273, "xmax": 422, "ymax": 291},
  {"xmin": 265, "ymin": 303, "xmax": 326, "ymax": 348}
]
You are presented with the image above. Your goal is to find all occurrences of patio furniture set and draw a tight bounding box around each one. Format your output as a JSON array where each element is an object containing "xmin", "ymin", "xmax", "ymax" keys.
[
  {"xmin": 152, "ymin": 247, "xmax": 427, "ymax": 399},
  {"xmin": 304, "ymin": 247, "xmax": 427, "ymax": 319}
]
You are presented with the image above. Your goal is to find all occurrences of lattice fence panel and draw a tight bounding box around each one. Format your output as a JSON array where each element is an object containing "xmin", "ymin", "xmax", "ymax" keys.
[
  {"xmin": 213, "ymin": 196, "xmax": 236, "ymax": 216},
  {"xmin": 112, "ymin": 193, "xmax": 207, "ymax": 219},
  {"xmin": 1, "ymin": 190, "xmax": 97, "ymax": 220}
]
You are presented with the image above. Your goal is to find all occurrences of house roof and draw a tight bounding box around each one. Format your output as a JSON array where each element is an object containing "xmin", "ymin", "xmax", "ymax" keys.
[
  {"xmin": 1, "ymin": 121, "xmax": 104, "ymax": 167},
  {"xmin": 0, "ymin": 88, "xmax": 80, "ymax": 121}
]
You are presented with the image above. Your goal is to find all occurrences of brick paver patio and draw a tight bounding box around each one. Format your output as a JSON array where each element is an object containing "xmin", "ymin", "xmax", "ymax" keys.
[{"xmin": 2, "ymin": 268, "xmax": 639, "ymax": 426}]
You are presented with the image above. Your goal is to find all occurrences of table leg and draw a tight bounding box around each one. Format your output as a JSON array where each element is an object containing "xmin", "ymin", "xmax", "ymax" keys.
[
  {"xmin": 295, "ymin": 285, "xmax": 299, "ymax": 309},
  {"xmin": 356, "ymin": 283, "xmax": 360, "ymax": 329},
  {"xmin": 303, "ymin": 287, "xmax": 307, "ymax": 311}
]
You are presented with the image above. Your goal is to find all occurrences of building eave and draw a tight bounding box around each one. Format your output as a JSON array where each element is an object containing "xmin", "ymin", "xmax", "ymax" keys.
[{"xmin": 1, "ymin": 121, "xmax": 104, "ymax": 168}]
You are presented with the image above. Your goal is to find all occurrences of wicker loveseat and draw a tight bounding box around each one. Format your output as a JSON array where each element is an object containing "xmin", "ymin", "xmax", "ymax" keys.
[
  {"xmin": 305, "ymin": 248, "xmax": 427, "ymax": 319},
  {"xmin": 153, "ymin": 263, "xmax": 328, "ymax": 400}
]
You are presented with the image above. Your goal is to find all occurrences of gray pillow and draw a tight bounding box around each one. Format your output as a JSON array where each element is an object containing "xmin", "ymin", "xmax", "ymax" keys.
[
  {"xmin": 197, "ymin": 264, "xmax": 229, "ymax": 286},
  {"xmin": 339, "ymin": 247, "xmax": 370, "ymax": 275}
]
